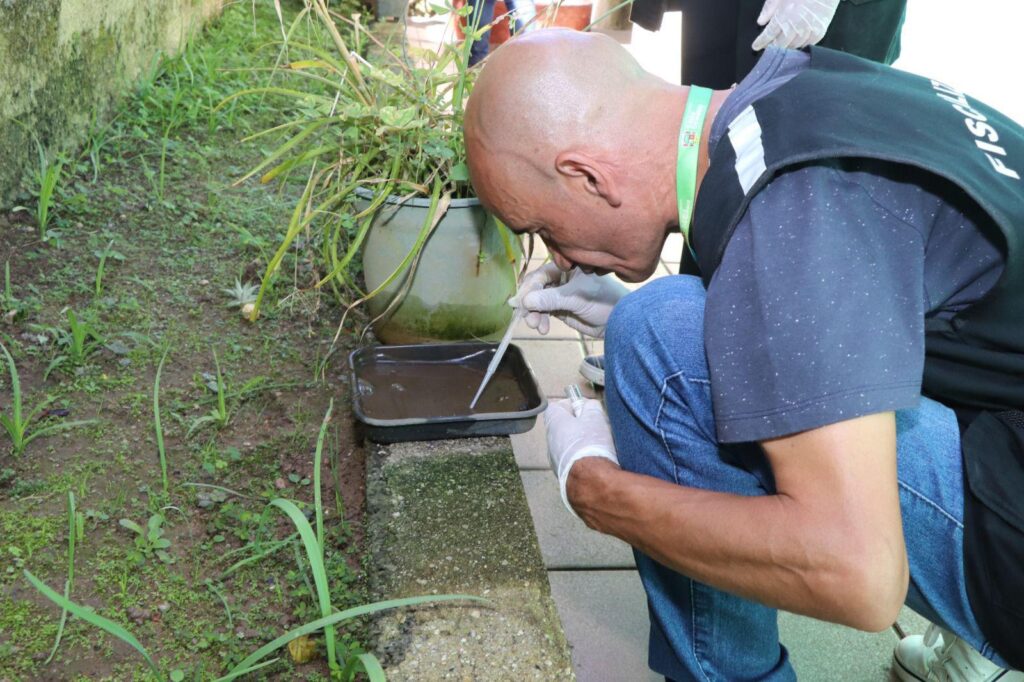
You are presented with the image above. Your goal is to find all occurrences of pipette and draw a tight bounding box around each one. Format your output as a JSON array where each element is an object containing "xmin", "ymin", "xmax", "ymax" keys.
[
  {"xmin": 469, "ymin": 266, "xmax": 575, "ymax": 411},
  {"xmin": 468, "ymin": 306, "xmax": 523, "ymax": 410}
]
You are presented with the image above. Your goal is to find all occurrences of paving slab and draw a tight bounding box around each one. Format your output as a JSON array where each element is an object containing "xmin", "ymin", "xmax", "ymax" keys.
[
  {"xmin": 520, "ymin": 470, "xmax": 636, "ymax": 569},
  {"xmin": 896, "ymin": 605, "xmax": 933, "ymax": 639},
  {"xmin": 516, "ymin": 339, "xmax": 586, "ymax": 398},
  {"xmin": 582, "ymin": 338, "xmax": 604, "ymax": 358},
  {"xmin": 547, "ymin": 579, "xmax": 901, "ymax": 682},
  {"xmin": 780, "ymin": 611, "xmax": 897, "ymax": 681},
  {"xmin": 547, "ymin": 570, "xmax": 661, "ymax": 682},
  {"xmin": 512, "ymin": 420, "xmax": 551, "ymax": 470},
  {"xmin": 366, "ymin": 440, "xmax": 574, "ymax": 679}
]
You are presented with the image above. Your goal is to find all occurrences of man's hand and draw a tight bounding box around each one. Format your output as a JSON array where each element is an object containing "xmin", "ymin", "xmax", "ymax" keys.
[
  {"xmin": 545, "ymin": 398, "xmax": 619, "ymax": 517},
  {"xmin": 752, "ymin": 0, "xmax": 842, "ymax": 51},
  {"xmin": 513, "ymin": 262, "xmax": 628, "ymax": 338}
]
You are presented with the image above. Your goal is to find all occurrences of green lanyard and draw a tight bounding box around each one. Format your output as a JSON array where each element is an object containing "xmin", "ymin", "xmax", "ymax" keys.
[{"xmin": 676, "ymin": 85, "xmax": 714, "ymax": 247}]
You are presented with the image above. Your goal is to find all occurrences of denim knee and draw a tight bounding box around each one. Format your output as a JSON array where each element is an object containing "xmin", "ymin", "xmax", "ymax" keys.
[{"xmin": 606, "ymin": 275, "xmax": 708, "ymax": 391}]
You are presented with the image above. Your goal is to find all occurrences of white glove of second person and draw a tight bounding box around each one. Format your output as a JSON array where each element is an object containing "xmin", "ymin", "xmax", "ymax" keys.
[
  {"xmin": 512, "ymin": 262, "xmax": 628, "ymax": 338},
  {"xmin": 545, "ymin": 398, "xmax": 619, "ymax": 518},
  {"xmin": 752, "ymin": 0, "xmax": 841, "ymax": 51}
]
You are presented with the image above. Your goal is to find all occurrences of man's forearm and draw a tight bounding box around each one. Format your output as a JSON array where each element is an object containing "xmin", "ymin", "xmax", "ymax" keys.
[{"xmin": 568, "ymin": 457, "xmax": 906, "ymax": 630}]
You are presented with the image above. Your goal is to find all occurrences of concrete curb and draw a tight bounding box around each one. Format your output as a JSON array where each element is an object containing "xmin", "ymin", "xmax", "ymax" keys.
[{"xmin": 366, "ymin": 437, "xmax": 575, "ymax": 680}]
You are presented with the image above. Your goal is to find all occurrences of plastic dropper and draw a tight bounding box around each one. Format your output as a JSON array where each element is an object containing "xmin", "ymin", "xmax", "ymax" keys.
[{"xmin": 468, "ymin": 306, "xmax": 523, "ymax": 410}]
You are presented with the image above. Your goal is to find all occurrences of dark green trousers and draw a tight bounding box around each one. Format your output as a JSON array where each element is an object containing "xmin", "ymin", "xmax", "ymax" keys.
[{"xmin": 629, "ymin": 0, "xmax": 907, "ymax": 88}]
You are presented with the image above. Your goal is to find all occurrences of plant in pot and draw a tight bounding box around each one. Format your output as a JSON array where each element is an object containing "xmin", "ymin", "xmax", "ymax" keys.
[{"xmin": 225, "ymin": 0, "xmax": 525, "ymax": 347}]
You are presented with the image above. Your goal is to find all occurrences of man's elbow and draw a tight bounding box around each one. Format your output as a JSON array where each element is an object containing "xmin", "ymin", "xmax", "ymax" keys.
[{"xmin": 835, "ymin": 545, "xmax": 909, "ymax": 632}]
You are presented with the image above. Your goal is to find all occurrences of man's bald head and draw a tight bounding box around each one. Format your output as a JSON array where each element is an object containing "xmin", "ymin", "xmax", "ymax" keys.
[
  {"xmin": 466, "ymin": 29, "xmax": 656, "ymax": 160},
  {"xmin": 463, "ymin": 29, "xmax": 685, "ymax": 281}
]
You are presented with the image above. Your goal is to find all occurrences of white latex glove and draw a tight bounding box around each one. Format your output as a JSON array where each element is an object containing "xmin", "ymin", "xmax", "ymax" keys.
[
  {"xmin": 511, "ymin": 262, "xmax": 628, "ymax": 339},
  {"xmin": 752, "ymin": 0, "xmax": 842, "ymax": 51},
  {"xmin": 545, "ymin": 398, "xmax": 619, "ymax": 518}
]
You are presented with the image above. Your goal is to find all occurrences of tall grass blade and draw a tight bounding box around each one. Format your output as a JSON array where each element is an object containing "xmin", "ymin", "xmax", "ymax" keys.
[
  {"xmin": 358, "ymin": 652, "xmax": 387, "ymax": 681},
  {"xmin": 227, "ymin": 593, "xmax": 486, "ymax": 675},
  {"xmin": 0, "ymin": 341, "xmax": 25, "ymax": 450},
  {"xmin": 208, "ymin": 657, "xmax": 280, "ymax": 682},
  {"xmin": 23, "ymin": 570, "xmax": 164, "ymax": 680},
  {"xmin": 263, "ymin": 497, "xmax": 338, "ymax": 670},
  {"xmin": 213, "ymin": 348, "xmax": 226, "ymax": 424},
  {"xmin": 45, "ymin": 491, "xmax": 77, "ymax": 664},
  {"xmin": 313, "ymin": 399, "xmax": 333, "ymax": 548},
  {"xmin": 154, "ymin": 348, "xmax": 170, "ymax": 494},
  {"xmin": 21, "ymin": 419, "xmax": 97, "ymax": 448}
]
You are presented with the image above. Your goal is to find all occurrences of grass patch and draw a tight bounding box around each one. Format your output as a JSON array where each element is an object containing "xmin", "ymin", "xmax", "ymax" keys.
[{"xmin": 1, "ymin": 2, "xmax": 376, "ymax": 678}]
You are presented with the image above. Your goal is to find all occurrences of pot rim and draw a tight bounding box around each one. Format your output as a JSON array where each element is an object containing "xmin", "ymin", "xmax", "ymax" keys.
[{"xmin": 354, "ymin": 186, "xmax": 482, "ymax": 209}]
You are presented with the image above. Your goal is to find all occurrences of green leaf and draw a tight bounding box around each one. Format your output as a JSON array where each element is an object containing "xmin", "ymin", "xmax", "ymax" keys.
[
  {"xmin": 365, "ymin": 65, "xmax": 405, "ymax": 89},
  {"xmin": 23, "ymin": 570, "xmax": 163, "ymax": 680},
  {"xmin": 170, "ymin": 670, "xmax": 185, "ymax": 682},
  {"xmin": 377, "ymin": 105, "xmax": 418, "ymax": 129},
  {"xmin": 358, "ymin": 652, "xmax": 387, "ymax": 681},
  {"xmin": 450, "ymin": 162, "xmax": 470, "ymax": 182},
  {"xmin": 119, "ymin": 519, "xmax": 144, "ymax": 536},
  {"xmin": 227, "ymin": 594, "xmax": 488, "ymax": 675}
]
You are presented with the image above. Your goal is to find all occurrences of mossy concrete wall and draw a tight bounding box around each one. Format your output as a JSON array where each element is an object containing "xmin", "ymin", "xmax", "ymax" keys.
[{"xmin": 0, "ymin": 0, "xmax": 221, "ymax": 204}]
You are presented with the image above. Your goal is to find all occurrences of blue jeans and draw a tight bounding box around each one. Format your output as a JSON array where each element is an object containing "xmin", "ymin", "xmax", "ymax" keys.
[
  {"xmin": 604, "ymin": 275, "xmax": 1006, "ymax": 681},
  {"xmin": 466, "ymin": 0, "xmax": 535, "ymax": 65}
]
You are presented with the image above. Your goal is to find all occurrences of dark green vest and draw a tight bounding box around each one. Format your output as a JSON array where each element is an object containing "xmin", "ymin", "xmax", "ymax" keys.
[{"xmin": 691, "ymin": 46, "xmax": 1024, "ymax": 667}]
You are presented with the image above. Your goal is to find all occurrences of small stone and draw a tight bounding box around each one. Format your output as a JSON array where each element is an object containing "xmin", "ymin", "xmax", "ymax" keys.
[
  {"xmin": 127, "ymin": 606, "xmax": 151, "ymax": 624},
  {"xmin": 274, "ymin": 478, "xmax": 287, "ymax": 490},
  {"xmin": 157, "ymin": 602, "xmax": 170, "ymax": 613}
]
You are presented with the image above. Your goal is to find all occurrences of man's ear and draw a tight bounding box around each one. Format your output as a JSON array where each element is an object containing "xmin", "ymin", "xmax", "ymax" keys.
[{"xmin": 554, "ymin": 151, "xmax": 622, "ymax": 208}]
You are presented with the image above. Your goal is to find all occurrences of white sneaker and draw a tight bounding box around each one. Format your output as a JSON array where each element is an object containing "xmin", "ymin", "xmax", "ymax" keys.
[
  {"xmin": 893, "ymin": 623, "xmax": 1023, "ymax": 682},
  {"xmin": 579, "ymin": 354, "xmax": 605, "ymax": 387}
]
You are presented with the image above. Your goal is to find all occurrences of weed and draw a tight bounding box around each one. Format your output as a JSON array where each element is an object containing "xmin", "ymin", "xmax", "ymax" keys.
[
  {"xmin": 242, "ymin": 401, "xmax": 485, "ymax": 679},
  {"xmin": 221, "ymin": 278, "xmax": 259, "ymax": 308},
  {"xmin": 15, "ymin": 138, "xmax": 64, "ymax": 242},
  {"xmin": 10, "ymin": 121, "xmax": 67, "ymax": 241},
  {"xmin": 45, "ymin": 491, "xmax": 83, "ymax": 664},
  {"xmin": 230, "ymin": 225, "xmax": 272, "ymax": 262},
  {"xmin": 187, "ymin": 348, "xmax": 229, "ymax": 437},
  {"xmin": 154, "ymin": 348, "xmax": 170, "ymax": 495},
  {"xmin": 80, "ymin": 110, "xmax": 123, "ymax": 182},
  {"xmin": 118, "ymin": 513, "xmax": 174, "ymax": 564},
  {"xmin": 34, "ymin": 309, "xmax": 105, "ymax": 378},
  {"xmin": 94, "ymin": 239, "xmax": 126, "ymax": 299},
  {"xmin": 24, "ymin": 569, "xmax": 193, "ymax": 682},
  {"xmin": 2, "ymin": 262, "xmax": 23, "ymax": 323},
  {"xmin": 26, "ymin": 565, "xmax": 465, "ymax": 681},
  {"xmin": 0, "ymin": 341, "xmax": 95, "ymax": 456}
]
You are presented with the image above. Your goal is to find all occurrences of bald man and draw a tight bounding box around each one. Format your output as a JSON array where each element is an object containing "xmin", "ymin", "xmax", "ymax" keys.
[{"xmin": 465, "ymin": 30, "xmax": 1024, "ymax": 682}]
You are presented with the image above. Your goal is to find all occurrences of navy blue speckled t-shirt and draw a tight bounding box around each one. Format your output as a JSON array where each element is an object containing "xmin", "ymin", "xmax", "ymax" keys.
[{"xmin": 700, "ymin": 48, "xmax": 1005, "ymax": 443}]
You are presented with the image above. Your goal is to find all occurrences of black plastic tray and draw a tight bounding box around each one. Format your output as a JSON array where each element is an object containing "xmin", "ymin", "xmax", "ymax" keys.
[{"xmin": 349, "ymin": 342, "xmax": 547, "ymax": 443}]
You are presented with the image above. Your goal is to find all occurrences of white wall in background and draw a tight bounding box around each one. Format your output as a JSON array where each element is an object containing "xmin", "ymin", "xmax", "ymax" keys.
[{"xmin": 896, "ymin": 0, "xmax": 1024, "ymax": 123}]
